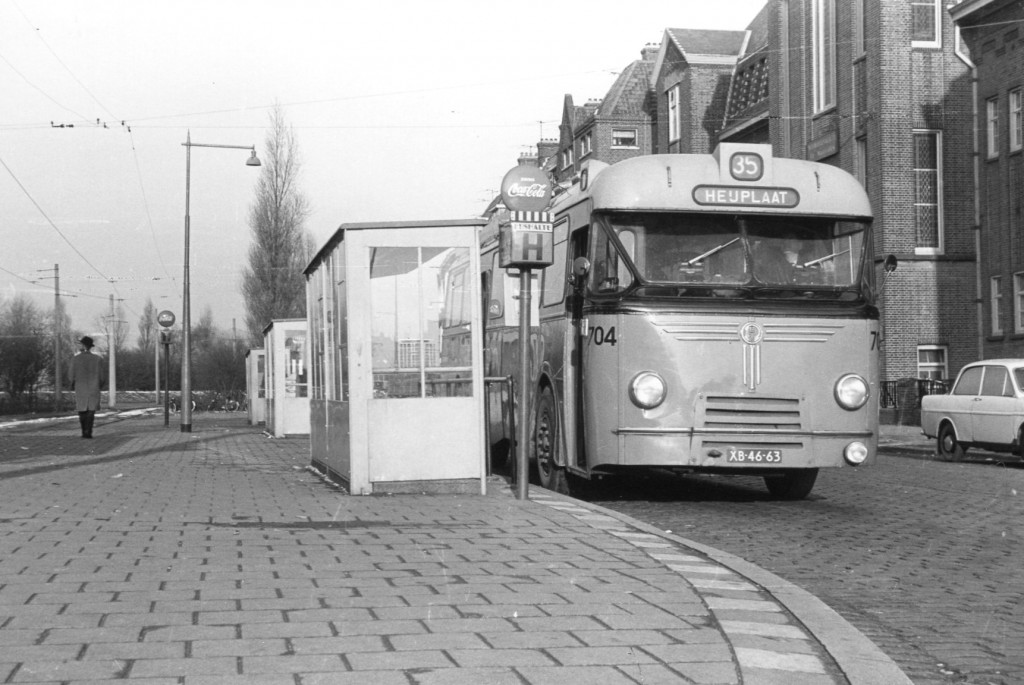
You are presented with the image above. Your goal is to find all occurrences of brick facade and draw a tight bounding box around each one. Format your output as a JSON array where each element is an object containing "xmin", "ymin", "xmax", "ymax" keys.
[
  {"xmin": 953, "ymin": 0, "xmax": 1024, "ymax": 361},
  {"xmin": 758, "ymin": 0, "xmax": 977, "ymax": 383},
  {"xmin": 526, "ymin": 0, "xmax": 996, "ymax": 384}
]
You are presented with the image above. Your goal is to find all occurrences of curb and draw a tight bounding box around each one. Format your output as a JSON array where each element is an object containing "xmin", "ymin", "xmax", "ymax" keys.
[{"xmin": 536, "ymin": 488, "xmax": 914, "ymax": 685}]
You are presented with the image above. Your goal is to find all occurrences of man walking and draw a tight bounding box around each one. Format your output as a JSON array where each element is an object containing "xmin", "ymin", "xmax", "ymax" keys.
[{"xmin": 68, "ymin": 336, "xmax": 104, "ymax": 438}]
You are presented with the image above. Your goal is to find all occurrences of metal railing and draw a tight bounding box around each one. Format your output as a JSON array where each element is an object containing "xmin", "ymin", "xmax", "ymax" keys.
[{"xmin": 879, "ymin": 378, "xmax": 949, "ymax": 409}]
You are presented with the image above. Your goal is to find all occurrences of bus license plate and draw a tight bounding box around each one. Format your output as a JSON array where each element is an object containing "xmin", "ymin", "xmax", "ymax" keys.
[{"xmin": 727, "ymin": 448, "xmax": 783, "ymax": 463}]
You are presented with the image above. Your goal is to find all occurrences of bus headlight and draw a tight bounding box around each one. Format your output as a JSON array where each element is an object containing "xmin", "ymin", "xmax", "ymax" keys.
[
  {"xmin": 834, "ymin": 373, "xmax": 869, "ymax": 410},
  {"xmin": 844, "ymin": 441, "xmax": 869, "ymax": 465},
  {"xmin": 629, "ymin": 372, "xmax": 666, "ymax": 409}
]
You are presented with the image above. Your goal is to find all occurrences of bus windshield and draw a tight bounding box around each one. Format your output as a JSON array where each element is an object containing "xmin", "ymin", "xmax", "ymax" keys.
[{"xmin": 592, "ymin": 211, "xmax": 869, "ymax": 298}]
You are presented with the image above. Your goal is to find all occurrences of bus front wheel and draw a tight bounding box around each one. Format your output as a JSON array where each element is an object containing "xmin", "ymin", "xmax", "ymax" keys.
[
  {"xmin": 763, "ymin": 469, "xmax": 818, "ymax": 500},
  {"xmin": 534, "ymin": 387, "xmax": 569, "ymax": 494}
]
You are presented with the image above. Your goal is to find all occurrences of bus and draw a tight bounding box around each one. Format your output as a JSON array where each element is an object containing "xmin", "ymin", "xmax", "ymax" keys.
[{"xmin": 477, "ymin": 142, "xmax": 886, "ymax": 499}]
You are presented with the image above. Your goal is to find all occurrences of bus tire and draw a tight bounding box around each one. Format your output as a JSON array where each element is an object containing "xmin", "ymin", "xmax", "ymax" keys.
[
  {"xmin": 534, "ymin": 386, "xmax": 569, "ymax": 494},
  {"xmin": 936, "ymin": 422, "xmax": 965, "ymax": 462},
  {"xmin": 763, "ymin": 469, "xmax": 818, "ymax": 500}
]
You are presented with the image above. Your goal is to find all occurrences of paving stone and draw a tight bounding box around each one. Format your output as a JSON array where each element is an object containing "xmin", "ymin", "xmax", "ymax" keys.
[{"xmin": 0, "ymin": 413, "xmax": 910, "ymax": 685}]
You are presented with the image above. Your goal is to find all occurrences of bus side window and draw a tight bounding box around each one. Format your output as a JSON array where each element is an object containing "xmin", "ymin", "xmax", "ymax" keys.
[
  {"xmin": 590, "ymin": 226, "xmax": 634, "ymax": 294},
  {"xmin": 488, "ymin": 251, "xmax": 504, "ymax": 320},
  {"xmin": 541, "ymin": 219, "xmax": 569, "ymax": 308}
]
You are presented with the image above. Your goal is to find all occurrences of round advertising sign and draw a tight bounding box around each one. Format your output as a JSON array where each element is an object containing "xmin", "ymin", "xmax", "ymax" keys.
[
  {"xmin": 157, "ymin": 310, "xmax": 176, "ymax": 328},
  {"xmin": 500, "ymin": 165, "xmax": 552, "ymax": 212}
]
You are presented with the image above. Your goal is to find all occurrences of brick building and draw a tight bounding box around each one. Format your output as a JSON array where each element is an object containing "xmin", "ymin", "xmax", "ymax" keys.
[
  {"xmin": 726, "ymin": 0, "xmax": 978, "ymax": 384},
  {"xmin": 951, "ymin": 0, "xmax": 1024, "ymax": 360},
  {"xmin": 528, "ymin": 0, "xmax": 984, "ymax": 386},
  {"xmin": 550, "ymin": 45, "xmax": 659, "ymax": 187},
  {"xmin": 651, "ymin": 28, "xmax": 749, "ymax": 153}
]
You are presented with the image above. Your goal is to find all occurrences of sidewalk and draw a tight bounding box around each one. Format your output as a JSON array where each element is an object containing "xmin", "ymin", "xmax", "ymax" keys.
[{"xmin": 0, "ymin": 412, "xmax": 912, "ymax": 684}]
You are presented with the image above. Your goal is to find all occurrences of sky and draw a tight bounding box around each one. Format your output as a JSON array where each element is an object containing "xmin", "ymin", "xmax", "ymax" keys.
[{"xmin": 0, "ymin": 0, "xmax": 768, "ymax": 344}]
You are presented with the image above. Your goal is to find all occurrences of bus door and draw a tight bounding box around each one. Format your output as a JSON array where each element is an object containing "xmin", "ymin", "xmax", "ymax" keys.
[{"xmin": 564, "ymin": 226, "xmax": 589, "ymax": 473}]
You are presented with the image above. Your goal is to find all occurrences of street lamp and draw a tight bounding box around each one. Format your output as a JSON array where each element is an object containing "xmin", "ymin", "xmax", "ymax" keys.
[{"xmin": 180, "ymin": 130, "xmax": 260, "ymax": 432}]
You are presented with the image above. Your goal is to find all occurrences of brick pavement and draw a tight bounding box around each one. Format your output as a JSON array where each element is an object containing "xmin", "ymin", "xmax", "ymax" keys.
[{"xmin": 0, "ymin": 412, "xmax": 911, "ymax": 684}]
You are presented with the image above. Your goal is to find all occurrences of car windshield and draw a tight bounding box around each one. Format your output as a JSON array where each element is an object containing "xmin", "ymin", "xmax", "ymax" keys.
[{"xmin": 589, "ymin": 211, "xmax": 869, "ymax": 299}]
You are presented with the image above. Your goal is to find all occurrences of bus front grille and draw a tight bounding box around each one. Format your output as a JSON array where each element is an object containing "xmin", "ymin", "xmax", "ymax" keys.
[{"xmin": 702, "ymin": 395, "xmax": 802, "ymax": 431}]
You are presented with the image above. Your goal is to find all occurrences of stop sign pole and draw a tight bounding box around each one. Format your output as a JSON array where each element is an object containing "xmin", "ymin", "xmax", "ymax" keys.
[
  {"xmin": 157, "ymin": 311, "xmax": 175, "ymax": 427},
  {"xmin": 498, "ymin": 166, "xmax": 553, "ymax": 500}
]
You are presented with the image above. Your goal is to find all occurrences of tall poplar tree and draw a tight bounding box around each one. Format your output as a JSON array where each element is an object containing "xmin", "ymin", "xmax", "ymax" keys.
[{"xmin": 241, "ymin": 105, "xmax": 313, "ymax": 344}]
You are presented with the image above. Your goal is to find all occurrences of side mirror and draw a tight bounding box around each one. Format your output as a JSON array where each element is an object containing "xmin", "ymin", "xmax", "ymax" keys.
[
  {"xmin": 572, "ymin": 257, "xmax": 591, "ymax": 278},
  {"xmin": 879, "ymin": 254, "xmax": 898, "ymax": 293}
]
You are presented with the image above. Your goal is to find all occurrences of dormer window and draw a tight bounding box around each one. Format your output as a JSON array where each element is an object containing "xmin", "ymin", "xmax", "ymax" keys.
[
  {"xmin": 580, "ymin": 132, "xmax": 592, "ymax": 158},
  {"xmin": 612, "ymin": 129, "xmax": 638, "ymax": 149}
]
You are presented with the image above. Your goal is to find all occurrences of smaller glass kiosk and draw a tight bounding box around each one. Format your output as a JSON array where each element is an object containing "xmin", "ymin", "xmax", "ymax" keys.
[
  {"xmin": 305, "ymin": 219, "xmax": 486, "ymax": 495},
  {"xmin": 245, "ymin": 348, "xmax": 266, "ymax": 426},
  {"xmin": 263, "ymin": 319, "xmax": 310, "ymax": 437}
]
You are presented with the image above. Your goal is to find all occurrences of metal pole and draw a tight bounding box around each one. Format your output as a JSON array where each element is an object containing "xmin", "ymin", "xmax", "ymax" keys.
[
  {"xmin": 108, "ymin": 294, "xmax": 117, "ymax": 410},
  {"xmin": 181, "ymin": 131, "xmax": 193, "ymax": 432},
  {"xmin": 163, "ymin": 338, "xmax": 171, "ymax": 427},
  {"xmin": 179, "ymin": 133, "xmax": 259, "ymax": 433},
  {"xmin": 516, "ymin": 269, "xmax": 532, "ymax": 500},
  {"xmin": 154, "ymin": 323, "xmax": 160, "ymax": 407},
  {"xmin": 53, "ymin": 264, "xmax": 61, "ymax": 413}
]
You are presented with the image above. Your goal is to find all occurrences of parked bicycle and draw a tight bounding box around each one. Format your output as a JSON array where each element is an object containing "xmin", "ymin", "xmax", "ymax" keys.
[{"xmin": 168, "ymin": 391, "xmax": 245, "ymax": 413}]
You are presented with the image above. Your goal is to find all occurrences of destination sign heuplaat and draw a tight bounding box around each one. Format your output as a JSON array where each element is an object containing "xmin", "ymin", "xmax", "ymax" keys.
[{"xmin": 693, "ymin": 185, "xmax": 800, "ymax": 208}]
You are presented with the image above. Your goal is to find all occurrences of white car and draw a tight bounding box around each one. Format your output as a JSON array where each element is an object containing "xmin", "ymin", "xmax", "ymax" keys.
[{"xmin": 920, "ymin": 359, "xmax": 1024, "ymax": 461}]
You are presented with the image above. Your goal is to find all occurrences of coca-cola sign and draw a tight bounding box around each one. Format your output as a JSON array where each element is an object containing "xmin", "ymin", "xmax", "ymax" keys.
[{"xmin": 500, "ymin": 165, "xmax": 552, "ymax": 212}]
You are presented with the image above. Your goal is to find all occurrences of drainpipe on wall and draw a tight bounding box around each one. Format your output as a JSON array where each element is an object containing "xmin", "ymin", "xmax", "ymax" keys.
[{"xmin": 954, "ymin": 31, "xmax": 983, "ymax": 360}]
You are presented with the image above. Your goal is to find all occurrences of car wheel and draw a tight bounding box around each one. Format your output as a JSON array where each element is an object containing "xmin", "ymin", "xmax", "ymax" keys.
[
  {"xmin": 763, "ymin": 469, "xmax": 818, "ymax": 500},
  {"xmin": 937, "ymin": 423, "xmax": 966, "ymax": 462}
]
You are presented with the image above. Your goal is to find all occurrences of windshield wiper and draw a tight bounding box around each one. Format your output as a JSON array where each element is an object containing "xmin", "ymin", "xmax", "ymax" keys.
[
  {"xmin": 686, "ymin": 237, "xmax": 741, "ymax": 265},
  {"xmin": 801, "ymin": 248, "xmax": 850, "ymax": 268}
]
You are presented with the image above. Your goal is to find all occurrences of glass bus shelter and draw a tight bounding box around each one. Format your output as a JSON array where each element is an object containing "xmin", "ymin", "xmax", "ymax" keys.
[
  {"xmin": 304, "ymin": 219, "xmax": 486, "ymax": 495},
  {"xmin": 245, "ymin": 348, "xmax": 266, "ymax": 426},
  {"xmin": 262, "ymin": 319, "xmax": 310, "ymax": 437}
]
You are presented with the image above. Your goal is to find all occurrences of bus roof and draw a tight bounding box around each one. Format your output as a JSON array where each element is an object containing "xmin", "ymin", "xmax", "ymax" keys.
[{"xmin": 555, "ymin": 144, "xmax": 872, "ymax": 219}]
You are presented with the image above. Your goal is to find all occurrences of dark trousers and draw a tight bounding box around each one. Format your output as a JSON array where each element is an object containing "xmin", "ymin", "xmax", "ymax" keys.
[{"xmin": 78, "ymin": 410, "xmax": 95, "ymax": 437}]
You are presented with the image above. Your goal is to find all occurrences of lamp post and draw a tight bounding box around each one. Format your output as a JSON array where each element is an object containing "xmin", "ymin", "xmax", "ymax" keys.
[{"xmin": 181, "ymin": 130, "xmax": 260, "ymax": 432}]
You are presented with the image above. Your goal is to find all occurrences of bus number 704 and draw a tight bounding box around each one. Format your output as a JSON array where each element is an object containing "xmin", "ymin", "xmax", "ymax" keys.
[{"xmin": 588, "ymin": 326, "xmax": 617, "ymax": 346}]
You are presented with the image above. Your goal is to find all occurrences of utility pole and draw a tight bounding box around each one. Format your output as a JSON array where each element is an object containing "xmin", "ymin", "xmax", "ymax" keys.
[
  {"xmin": 108, "ymin": 294, "xmax": 118, "ymax": 410},
  {"xmin": 54, "ymin": 265, "xmax": 61, "ymax": 412},
  {"xmin": 36, "ymin": 265, "xmax": 63, "ymax": 412},
  {"xmin": 154, "ymin": 321, "xmax": 160, "ymax": 406}
]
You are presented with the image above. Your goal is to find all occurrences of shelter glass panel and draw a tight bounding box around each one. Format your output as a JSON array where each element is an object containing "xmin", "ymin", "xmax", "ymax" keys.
[{"xmin": 370, "ymin": 246, "xmax": 473, "ymax": 399}]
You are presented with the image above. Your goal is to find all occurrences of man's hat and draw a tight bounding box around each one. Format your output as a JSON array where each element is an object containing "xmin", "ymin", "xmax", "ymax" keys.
[{"xmin": 79, "ymin": 336, "xmax": 94, "ymax": 348}]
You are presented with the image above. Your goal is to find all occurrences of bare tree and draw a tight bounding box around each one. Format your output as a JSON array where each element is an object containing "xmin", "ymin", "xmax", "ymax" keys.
[
  {"xmin": 94, "ymin": 299, "xmax": 128, "ymax": 354},
  {"xmin": 0, "ymin": 295, "xmax": 50, "ymax": 405},
  {"xmin": 241, "ymin": 105, "xmax": 313, "ymax": 345},
  {"xmin": 137, "ymin": 298, "xmax": 157, "ymax": 352}
]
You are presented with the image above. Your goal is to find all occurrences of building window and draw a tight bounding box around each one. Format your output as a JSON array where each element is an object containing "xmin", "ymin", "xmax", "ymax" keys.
[
  {"xmin": 667, "ymin": 86, "xmax": 680, "ymax": 143},
  {"xmin": 987, "ymin": 97, "xmax": 999, "ymax": 159},
  {"xmin": 911, "ymin": 0, "xmax": 941, "ymax": 48},
  {"xmin": 813, "ymin": 0, "xmax": 836, "ymax": 112},
  {"xmin": 580, "ymin": 132, "xmax": 592, "ymax": 158},
  {"xmin": 1011, "ymin": 89, "xmax": 1022, "ymax": 153},
  {"xmin": 561, "ymin": 147, "xmax": 574, "ymax": 170},
  {"xmin": 612, "ymin": 129, "xmax": 638, "ymax": 148},
  {"xmin": 992, "ymin": 275, "xmax": 1003, "ymax": 336},
  {"xmin": 1015, "ymin": 273, "xmax": 1024, "ymax": 334},
  {"xmin": 913, "ymin": 130, "xmax": 943, "ymax": 253},
  {"xmin": 917, "ymin": 346, "xmax": 948, "ymax": 380}
]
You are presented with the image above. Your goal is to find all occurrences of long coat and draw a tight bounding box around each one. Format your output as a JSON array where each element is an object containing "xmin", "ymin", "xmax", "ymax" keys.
[{"xmin": 69, "ymin": 351, "xmax": 104, "ymax": 411}]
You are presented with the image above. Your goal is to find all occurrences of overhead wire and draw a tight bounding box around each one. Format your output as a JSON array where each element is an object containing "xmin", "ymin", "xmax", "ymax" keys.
[{"xmin": 3, "ymin": 2, "xmax": 174, "ymax": 319}]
